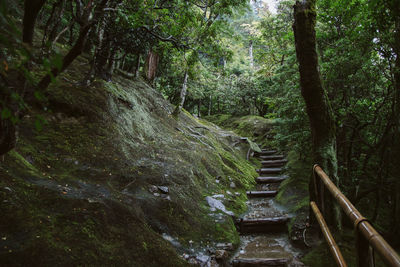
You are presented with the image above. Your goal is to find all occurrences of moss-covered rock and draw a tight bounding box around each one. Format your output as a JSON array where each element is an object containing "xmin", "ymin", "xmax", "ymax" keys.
[{"xmin": 0, "ymin": 57, "xmax": 257, "ymax": 266}]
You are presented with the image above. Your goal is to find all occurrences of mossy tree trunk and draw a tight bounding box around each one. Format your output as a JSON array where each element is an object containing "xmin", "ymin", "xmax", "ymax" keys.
[{"xmin": 293, "ymin": 0, "xmax": 341, "ymax": 230}]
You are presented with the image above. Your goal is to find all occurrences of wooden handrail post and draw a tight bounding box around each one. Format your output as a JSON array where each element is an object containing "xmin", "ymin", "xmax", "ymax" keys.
[
  {"xmin": 313, "ymin": 165, "xmax": 400, "ymax": 267},
  {"xmin": 311, "ymin": 201, "xmax": 348, "ymax": 267},
  {"xmin": 356, "ymin": 228, "xmax": 375, "ymax": 267},
  {"xmin": 313, "ymin": 164, "xmax": 325, "ymax": 215}
]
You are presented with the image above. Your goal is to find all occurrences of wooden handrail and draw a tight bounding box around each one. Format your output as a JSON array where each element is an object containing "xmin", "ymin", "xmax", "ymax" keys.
[
  {"xmin": 310, "ymin": 201, "xmax": 347, "ymax": 267},
  {"xmin": 312, "ymin": 164, "xmax": 400, "ymax": 267}
]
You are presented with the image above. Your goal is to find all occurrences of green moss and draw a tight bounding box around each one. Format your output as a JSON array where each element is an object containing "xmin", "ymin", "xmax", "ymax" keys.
[
  {"xmin": 276, "ymin": 151, "xmax": 310, "ymax": 207},
  {"xmin": 205, "ymin": 114, "xmax": 276, "ymax": 148},
  {"xmin": 7, "ymin": 150, "xmax": 41, "ymax": 177},
  {"xmin": 1, "ymin": 54, "xmax": 260, "ymax": 265},
  {"xmin": 213, "ymin": 218, "xmax": 240, "ymax": 244}
]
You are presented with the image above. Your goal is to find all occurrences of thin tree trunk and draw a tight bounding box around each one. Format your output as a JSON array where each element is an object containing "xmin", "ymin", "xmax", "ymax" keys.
[
  {"xmin": 106, "ymin": 48, "xmax": 116, "ymax": 80},
  {"xmin": 119, "ymin": 53, "xmax": 127, "ymax": 70},
  {"xmin": 92, "ymin": 17, "xmax": 109, "ymax": 80},
  {"xmin": 198, "ymin": 99, "xmax": 201, "ymax": 117},
  {"xmin": 68, "ymin": 0, "xmax": 75, "ymax": 45},
  {"xmin": 293, "ymin": 0, "xmax": 341, "ymax": 229},
  {"xmin": 393, "ymin": 8, "xmax": 400, "ymax": 126},
  {"xmin": 135, "ymin": 54, "xmax": 141, "ymax": 77},
  {"xmin": 48, "ymin": 0, "xmax": 66, "ymax": 43},
  {"xmin": 37, "ymin": 0, "xmax": 111, "ymax": 90},
  {"xmin": 393, "ymin": 183, "xmax": 400, "ymax": 235},
  {"xmin": 41, "ymin": 0, "xmax": 60, "ymax": 48},
  {"xmin": 174, "ymin": 70, "xmax": 189, "ymax": 115},
  {"xmin": 208, "ymin": 95, "xmax": 212, "ymax": 116},
  {"xmin": 37, "ymin": 23, "xmax": 93, "ymax": 90},
  {"xmin": 0, "ymin": 117, "xmax": 16, "ymax": 155},
  {"xmin": 23, "ymin": 0, "xmax": 47, "ymax": 45},
  {"xmin": 249, "ymin": 40, "xmax": 254, "ymax": 68}
]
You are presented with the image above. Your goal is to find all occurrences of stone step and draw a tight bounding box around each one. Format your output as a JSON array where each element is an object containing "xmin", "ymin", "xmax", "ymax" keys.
[
  {"xmin": 261, "ymin": 159, "xmax": 287, "ymax": 167},
  {"xmin": 261, "ymin": 149, "xmax": 273, "ymax": 152},
  {"xmin": 259, "ymin": 155, "xmax": 285, "ymax": 160},
  {"xmin": 232, "ymin": 258, "xmax": 288, "ymax": 267},
  {"xmin": 256, "ymin": 176, "xmax": 288, "ymax": 184},
  {"xmin": 257, "ymin": 168, "xmax": 282, "ymax": 174},
  {"xmin": 237, "ymin": 216, "xmax": 290, "ymax": 234},
  {"xmin": 247, "ymin": 190, "xmax": 278, "ymax": 198},
  {"xmin": 255, "ymin": 150, "xmax": 278, "ymax": 156}
]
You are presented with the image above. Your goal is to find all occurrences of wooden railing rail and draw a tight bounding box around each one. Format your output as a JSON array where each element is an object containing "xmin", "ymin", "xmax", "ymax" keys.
[{"xmin": 312, "ymin": 164, "xmax": 400, "ymax": 267}]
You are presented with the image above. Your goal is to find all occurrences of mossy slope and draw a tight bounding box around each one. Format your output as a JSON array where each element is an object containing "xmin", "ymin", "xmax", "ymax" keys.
[
  {"xmin": 0, "ymin": 58, "xmax": 257, "ymax": 266},
  {"xmin": 205, "ymin": 114, "xmax": 275, "ymax": 148}
]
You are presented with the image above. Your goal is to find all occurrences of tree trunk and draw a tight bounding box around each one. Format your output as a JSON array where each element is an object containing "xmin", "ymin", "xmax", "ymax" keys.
[
  {"xmin": 135, "ymin": 54, "xmax": 141, "ymax": 77},
  {"xmin": 47, "ymin": 0, "xmax": 66, "ymax": 43},
  {"xmin": 197, "ymin": 99, "xmax": 201, "ymax": 117},
  {"xmin": 249, "ymin": 40, "xmax": 254, "ymax": 68},
  {"xmin": 393, "ymin": 7, "xmax": 400, "ymax": 126},
  {"xmin": 0, "ymin": 117, "xmax": 16, "ymax": 156},
  {"xmin": 208, "ymin": 95, "xmax": 212, "ymax": 116},
  {"xmin": 37, "ymin": 23, "xmax": 92, "ymax": 90},
  {"xmin": 68, "ymin": 0, "xmax": 75, "ymax": 45},
  {"xmin": 36, "ymin": 0, "xmax": 110, "ymax": 90},
  {"xmin": 293, "ymin": 0, "xmax": 341, "ymax": 229},
  {"xmin": 145, "ymin": 50, "xmax": 159, "ymax": 82},
  {"xmin": 41, "ymin": 0, "xmax": 59, "ymax": 48},
  {"xmin": 174, "ymin": 71, "xmax": 189, "ymax": 115},
  {"xmin": 393, "ymin": 183, "xmax": 400, "ymax": 236},
  {"xmin": 23, "ymin": 0, "xmax": 47, "ymax": 45},
  {"xmin": 106, "ymin": 48, "xmax": 116, "ymax": 80},
  {"xmin": 119, "ymin": 53, "xmax": 127, "ymax": 70},
  {"xmin": 42, "ymin": 0, "xmax": 65, "ymax": 50}
]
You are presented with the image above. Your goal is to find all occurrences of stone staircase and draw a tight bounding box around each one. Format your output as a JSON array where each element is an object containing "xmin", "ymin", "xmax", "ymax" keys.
[{"xmin": 231, "ymin": 149, "xmax": 304, "ymax": 267}]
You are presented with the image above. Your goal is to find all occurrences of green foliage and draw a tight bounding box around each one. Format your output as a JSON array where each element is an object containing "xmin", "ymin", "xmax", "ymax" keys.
[{"xmin": 2, "ymin": 0, "xmax": 400, "ymax": 264}]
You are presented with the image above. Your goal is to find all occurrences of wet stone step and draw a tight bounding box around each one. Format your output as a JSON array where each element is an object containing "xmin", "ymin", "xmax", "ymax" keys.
[
  {"xmin": 244, "ymin": 199, "xmax": 285, "ymax": 218},
  {"xmin": 255, "ymin": 184, "xmax": 280, "ymax": 192},
  {"xmin": 261, "ymin": 159, "xmax": 288, "ymax": 167},
  {"xmin": 237, "ymin": 217, "xmax": 290, "ymax": 234},
  {"xmin": 258, "ymin": 184, "xmax": 280, "ymax": 192},
  {"xmin": 232, "ymin": 258, "xmax": 288, "ymax": 267},
  {"xmin": 244, "ymin": 210, "xmax": 286, "ymax": 219},
  {"xmin": 232, "ymin": 234, "xmax": 304, "ymax": 267},
  {"xmin": 247, "ymin": 191, "xmax": 278, "ymax": 198},
  {"xmin": 259, "ymin": 155, "xmax": 285, "ymax": 160},
  {"xmin": 257, "ymin": 168, "xmax": 282, "ymax": 174},
  {"xmin": 255, "ymin": 150, "xmax": 278, "ymax": 156},
  {"xmin": 256, "ymin": 176, "xmax": 288, "ymax": 184}
]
